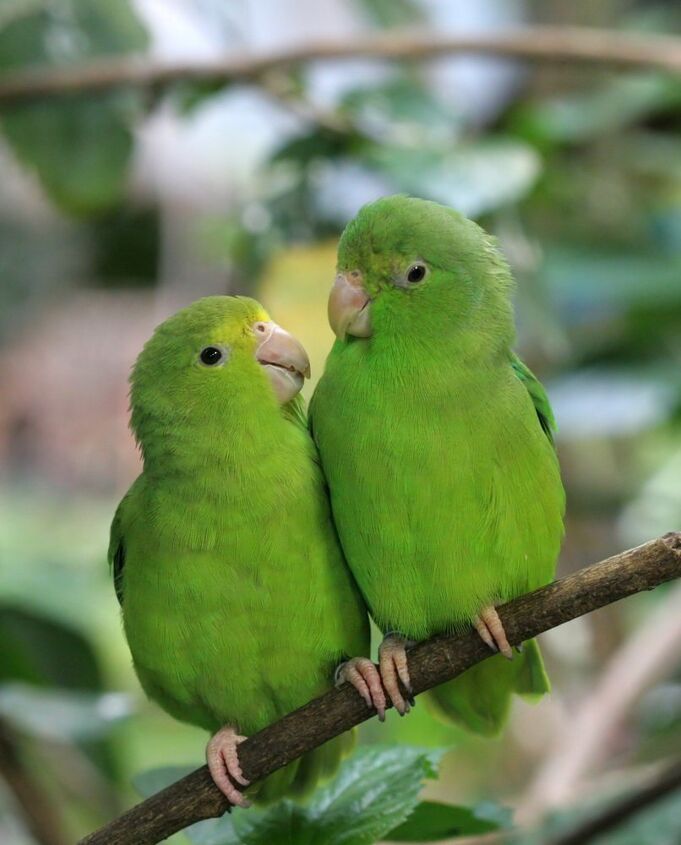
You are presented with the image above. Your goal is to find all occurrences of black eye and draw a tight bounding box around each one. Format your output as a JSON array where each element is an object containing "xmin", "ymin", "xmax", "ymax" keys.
[
  {"xmin": 199, "ymin": 346, "xmax": 223, "ymax": 366},
  {"xmin": 406, "ymin": 263, "xmax": 427, "ymax": 284}
]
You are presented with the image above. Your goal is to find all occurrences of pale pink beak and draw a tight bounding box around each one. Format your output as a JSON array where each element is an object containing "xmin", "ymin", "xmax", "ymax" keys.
[
  {"xmin": 253, "ymin": 321, "xmax": 310, "ymax": 404},
  {"xmin": 328, "ymin": 272, "xmax": 372, "ymax": 340}
]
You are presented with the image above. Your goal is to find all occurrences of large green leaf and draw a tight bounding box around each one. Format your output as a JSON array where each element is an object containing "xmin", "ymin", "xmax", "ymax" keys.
[
  {"xmin": 0, "ymin": 0, "xmax": 148, "ymax": 214},
  {"xmin": 135, "ymin": 746, "xmax": 447, "ymax": 845},
  {"xmin": 232, "ymin": 746, "xmax": 447, "ymax": 845},
  {"xmin": 386, "ymin": 800, "xmax": 503, "ymax": 841}
]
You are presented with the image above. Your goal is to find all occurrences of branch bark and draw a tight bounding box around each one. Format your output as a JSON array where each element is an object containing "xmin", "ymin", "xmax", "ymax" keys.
[
  {"xmin": 78, "ymin": 532, "xmax": 681, "ymax": 845},
  {"xmin": 1, "ymin": 27, "xmax": 681, "ymax": 107}
]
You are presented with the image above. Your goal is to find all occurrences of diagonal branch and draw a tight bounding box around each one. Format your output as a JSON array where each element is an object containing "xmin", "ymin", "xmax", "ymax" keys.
[
  {"xmin": 549, "ymin": 757, "xmax": 681, "ymax": 845},
  {"xmin": 78, "ymin": 532, "xmax": 681, "ymax": 845},
  {"xmin": 1, "ymin": 27, "xmax": 681, "ymax": 107}
]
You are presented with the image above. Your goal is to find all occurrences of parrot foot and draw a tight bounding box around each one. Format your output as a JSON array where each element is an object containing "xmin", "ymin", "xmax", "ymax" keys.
[
  {"xmin": 206, "ymin": 726, "xmax": 251, "ymax": 808},
  {"xmin": 336, "ymin": 657, "xmax": 387, "ymax": 722},
  {"xmin": 474, "ymin": 606, "xmax": 513, "ymax": 660},
  {"xmin": 378, "ymin": 633, "xmax": 415, "ymax": 717}
]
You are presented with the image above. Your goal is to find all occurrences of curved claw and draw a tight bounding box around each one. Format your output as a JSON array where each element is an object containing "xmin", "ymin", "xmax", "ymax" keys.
[
  {"xmin": 378, "ymin": 633, "xmax": 414, "ymax": 716},
  {"xmin": 336, "ymin": 657, "xmax": 387, "ymax": 721},
  {"xmin": 474, "ymin": 606, "xmax": 513, "ymax": 660},
  {"xmin": 206, "ymin": 726, "xmax": 251, "ymax": 808}
]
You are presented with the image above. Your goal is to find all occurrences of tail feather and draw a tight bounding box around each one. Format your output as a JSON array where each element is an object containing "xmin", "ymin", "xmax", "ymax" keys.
[{"xmin": 424, "ymin": 639, "xmax": 549, "ymax": 737}]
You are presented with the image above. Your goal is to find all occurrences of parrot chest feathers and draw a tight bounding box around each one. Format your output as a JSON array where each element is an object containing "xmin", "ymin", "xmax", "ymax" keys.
[{"xmin": 313, "ymin": 347, "xmax": 564, "ymax": 638}]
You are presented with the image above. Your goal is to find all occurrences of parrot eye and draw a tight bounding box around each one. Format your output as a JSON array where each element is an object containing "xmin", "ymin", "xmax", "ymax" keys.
[
  {"xmin": 406, "ymin": 263, "xmax": 428, "ymax": 284},
  {"xmin": 199, "ymin": 346, "xmax": 227, "ymax": 367}
]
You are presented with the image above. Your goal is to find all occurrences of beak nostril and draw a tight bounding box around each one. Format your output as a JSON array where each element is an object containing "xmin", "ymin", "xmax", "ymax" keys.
[{"xmin": 255, "ymin": 323, "xmax": 267, "ymax": 333}]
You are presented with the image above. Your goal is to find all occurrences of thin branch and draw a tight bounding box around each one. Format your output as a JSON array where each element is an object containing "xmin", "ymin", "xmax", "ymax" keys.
[
  {"xmin": 0, "ymin": 719, "xmax": 69, "ymax": 845},
  {"xmin": 79, "ymin": 532, "xmax": 681, "ymax": 845},
  {"xmin": 1, "ymin": 27, "xmax": 681, "ymax": 107},
  {"xmin": 549, "ymin": 757, "xmax": 681, "ymax": 845},
  {"xmin": 521, "ymin": 580, "xmax": 681, "ymax": 819}
]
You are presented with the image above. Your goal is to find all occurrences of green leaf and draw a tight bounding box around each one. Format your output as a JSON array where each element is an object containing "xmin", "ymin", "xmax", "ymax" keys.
[
  {"xmin": 386, "ymin": 801, "xmax": 503, "ymax": 841},
  {"xmin": 0, "ymin": 0, "xmax": 148, "ymax": 214},
  {"xmin": 0, "ymin": 603, "xmax": 102, "ymax": 689},
  {"xmin": 0, "ymin": 682, "xmax": 132, "ymax": 741},
  {"xmin": 514, "ymin": 74, "xmax": 681, "ymax": 146},
  {"xmin": 232, "ymin": 745, "xmax": 447, "ymax": 845},
  {"xmin": 137, "ymin": 747, "xmax": 447, "ymax": 845}
]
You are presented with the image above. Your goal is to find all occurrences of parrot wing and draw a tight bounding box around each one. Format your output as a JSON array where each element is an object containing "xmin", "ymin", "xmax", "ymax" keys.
[
  {"xmin": 108, "ymin": 478, "xmax": 143, "ymax": 606},
  {"xmin": 109, "ymin": 506, "xmax": 125, "ymax": 606},
  {"xmin": 511, "ymin": 352, "xmax": 557, "ymax": 446}
]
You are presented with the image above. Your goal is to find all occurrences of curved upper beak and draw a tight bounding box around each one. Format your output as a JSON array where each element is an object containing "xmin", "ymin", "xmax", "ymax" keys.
[
  {"xmin": 328, "ymin": 272, "xmax": 372, "ymax": 340},
  {"xmin": 254, "ymin": 321, "xmax": 311, "ymax": 404}
]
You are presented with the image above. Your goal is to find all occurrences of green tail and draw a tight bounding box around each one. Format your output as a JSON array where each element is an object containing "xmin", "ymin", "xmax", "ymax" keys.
[
  {"xmin": 424, "ymin": 639, "xmax": 550, "ymax": 737},
  {"xmin": 252, "ymin": 730, "xmax": 355, "ymax": 804}
]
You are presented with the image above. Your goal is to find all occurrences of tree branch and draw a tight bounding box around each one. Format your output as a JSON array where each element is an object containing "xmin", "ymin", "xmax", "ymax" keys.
[
  {"xmin": 549, "ymin": 757, "xmax": 681, "ymax": 845},
  {"xmin": 0, "ymin": 719, "xmax": 69, "ymax": 845},
  {"xmin": 78, "ymin": 532, "xmax": 681, "ymax": 845},
  {"xmin": 2, "ymin": 27, "xmax": 681, "ymax": 107}
]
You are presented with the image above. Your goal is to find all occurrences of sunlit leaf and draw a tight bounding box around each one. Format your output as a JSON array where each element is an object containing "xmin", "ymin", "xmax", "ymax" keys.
[{"xmin": 368, "ymin": 139, "xmax": 541, "ymax": 217}]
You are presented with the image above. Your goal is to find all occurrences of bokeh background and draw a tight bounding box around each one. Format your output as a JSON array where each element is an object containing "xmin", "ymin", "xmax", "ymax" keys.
[{"xmin": 1, "ymin": 1, "xmax": 681, "ymax": 844}]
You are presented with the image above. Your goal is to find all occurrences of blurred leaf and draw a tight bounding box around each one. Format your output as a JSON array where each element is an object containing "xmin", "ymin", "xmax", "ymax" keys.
[
  {"xmin": 0, "ymin": 0, "xmax": 148, "ymax": 214},
  {"xmin": 350, "ymin": 0, "xmax": 424, "ymax": 28},
  {"xmin": 341, "ymin": 77, "xmax": 457, "ymax": 139},
  {"xmin": 514, "ymin": 75, "xmax": 681, "ymax": 146},
  {"xmin": 386, "ymin": 800, "xmax": 503, "ymax": 841},
  {"xmin": 0, "ymin": 682, "xmax": 132, "ymax": 741},
  {"xmin": 0, "ymin": 604, "xmax": 102, "ymax": 689},
  {"xmin": 542, "ymin": 246, "xmax": 681, "ymax": 316},
  {"xmin": 134, "ymin": 764, "xmax": 195, "ymax": 796},
  {"xmin": 368, "ymin": 139, "xmax": 541, "ymax": 218}
]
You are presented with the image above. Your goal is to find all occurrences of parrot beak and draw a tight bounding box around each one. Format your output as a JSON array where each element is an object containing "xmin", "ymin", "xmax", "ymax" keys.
[
  {"xmin": 328, "ymin": 272, "xmax": 372, "ymax": 340},
  {"xmin": 254, "ymin": 321, "xmax": 311, "ymax": 404}
]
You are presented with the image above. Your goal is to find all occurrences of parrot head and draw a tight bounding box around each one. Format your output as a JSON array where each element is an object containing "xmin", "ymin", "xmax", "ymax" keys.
[
  {"xmin": 328, "ymin": 195, "xmax": 515, "ymax": 355},
  {"xmin": 130, "ymin": 296, "xmax": 310, "ymax": 451}
]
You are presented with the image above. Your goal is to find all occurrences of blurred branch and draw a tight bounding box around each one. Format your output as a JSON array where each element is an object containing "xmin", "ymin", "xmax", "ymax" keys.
[
  {"xmin": 549, "ymin": 757, "xmax": 681, "ymax": 845},
  {"xmin": 79, "ymin": 533, "xmax": 681, "ymax": 845},
  {"xmin": 1, "ymin": 27, "xmax": 681, "ymax": 107},
  {"xmin": 521, "ymin": 580, "xmax": 681, "ymax": 819},
  {"xmin": 0, "ymin": 718, "xmax": 68, "ymax": 845}
]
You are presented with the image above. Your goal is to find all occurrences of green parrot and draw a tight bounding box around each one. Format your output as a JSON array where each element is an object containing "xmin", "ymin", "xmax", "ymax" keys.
[
  {"xmin": 310, "ymin": 196, "xmax": 565, "ymax": 735},
  {"xmin": 110, "ymin": 296, "xmax": 374, "ymax": 807}
]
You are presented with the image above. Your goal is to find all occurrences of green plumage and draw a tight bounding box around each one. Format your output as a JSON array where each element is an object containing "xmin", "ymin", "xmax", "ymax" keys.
[
  {"xmin": 310, "ymin": 197, "xmax": 564, "ymax": 735},
  {"xmin": 110, "ymin": 296, "xmax": 368, "ymax": 800}
]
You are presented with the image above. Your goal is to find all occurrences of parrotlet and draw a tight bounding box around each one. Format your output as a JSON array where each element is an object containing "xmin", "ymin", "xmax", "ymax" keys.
[
  {"xmin": 110, "ymin": 296, "xmax": 374, "ymax": 806},
  {"xmin": 310, "ymin": 197, "xmax": 565, "ymax": 734}
]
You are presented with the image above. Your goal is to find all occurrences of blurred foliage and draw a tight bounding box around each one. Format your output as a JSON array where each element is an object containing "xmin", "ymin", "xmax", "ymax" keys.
[
  {"xmin": 0, "ymin": 0, "xmax": 147, "ymax": 214},
  {"xmin": 1, "ymin": 0, "xmax": 681, "ymax": 843},
  {"xmin": 134, "ymin": 747, "xmax": 508, "ymax": 845}
]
